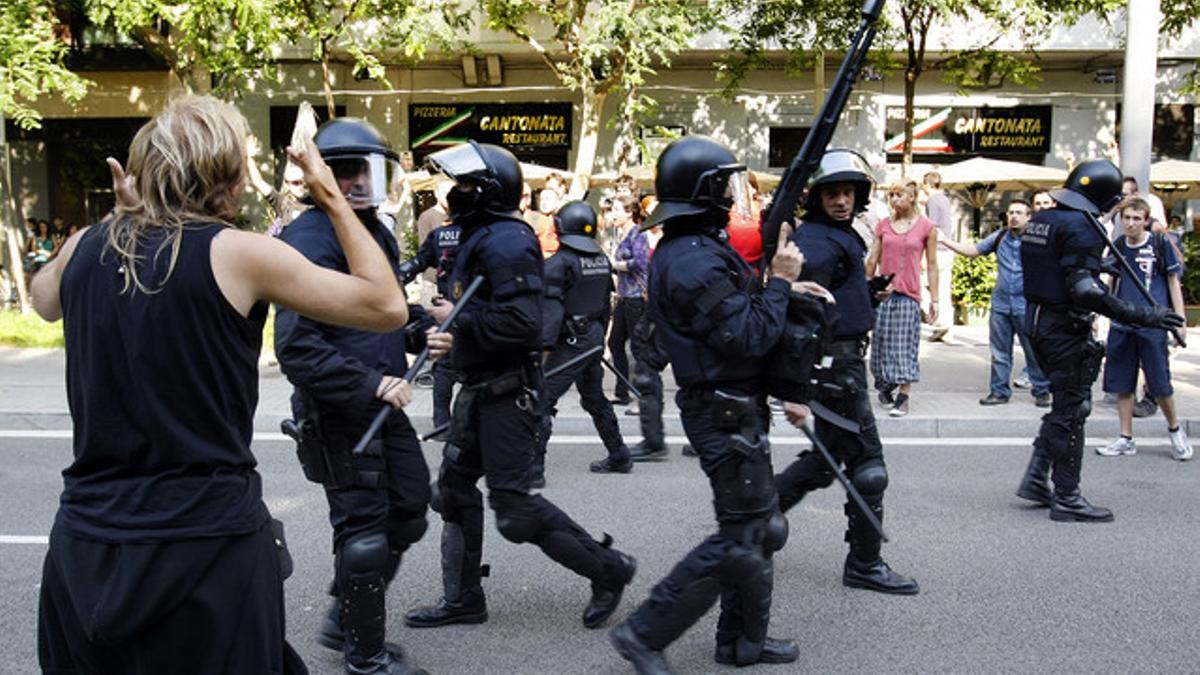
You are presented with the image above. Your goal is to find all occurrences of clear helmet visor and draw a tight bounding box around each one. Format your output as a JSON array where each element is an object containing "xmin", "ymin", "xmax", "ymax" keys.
[
  {"xmin": 727, "ymin": 169, "xmax": 754, "ymax": 219},
  {"xmin": 425, "ymin": 143, "xmax": 489, "ymax": 181},
  {"xmin": 327, "ymin": 153, "xmax": 400, "ymax": 210}
]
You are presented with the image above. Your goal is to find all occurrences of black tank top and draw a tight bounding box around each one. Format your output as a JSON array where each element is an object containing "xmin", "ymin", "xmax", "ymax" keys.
[{"xmin": 58, "ymin": 221, "xmax": 269, "ymax": 542}]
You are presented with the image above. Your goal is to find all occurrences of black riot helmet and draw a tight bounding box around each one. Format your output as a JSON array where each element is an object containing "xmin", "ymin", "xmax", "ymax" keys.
[
  {"xmin": 426, "ymin": 141, "xmax": 524, "ymax": 220},
  {"xmin": 554, "ymin": 201, "xmax": 602, "ymax": 254},
  {"xmin": 643, "ymin": 136, "xmax": 749, "ymax": 230},
  {"xmin": 803, "ymin": 148, "xmax": 874, "ymax": 218},
  {"xmin": 1051, "ymin": 158, "xmax": 1123, "ymax": 215},
  {"xmin": 313, "ymin": 118, "xmax": 400, "ymax": 210}
]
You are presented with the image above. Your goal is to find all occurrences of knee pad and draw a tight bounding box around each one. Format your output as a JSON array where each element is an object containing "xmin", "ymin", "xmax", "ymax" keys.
[
  {"xmin": 437, "ymin": 468, "xmax": 482, "ymax": 524},
  {"xmin": 1074, "ymin": 398, "xmax": 1092, "ymax": 422},
  {"xmin": 489, "ymin": 490, "xmax": 543, "ymax": 544},
  {"xmin": 716, "ymin": 542, "xmax": 768, "ymax": 584},
  {"xmin": 341, "ymin": 532, "xmax": 389, "ymax": 576},
  {"xmin": 762, "ymin": 512, "xmax": 789, "ymax": 553},
  {"xmin": 389, "ymin": 513, "xmax": 428, "ymax": 549},
  {"xmin": 850, "ymin": 461, "xmax": 888, "ymax": 499}
]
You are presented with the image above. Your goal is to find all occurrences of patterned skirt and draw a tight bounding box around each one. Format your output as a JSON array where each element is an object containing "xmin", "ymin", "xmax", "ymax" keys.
[{"xmin": 870, "ymin": 293, "xmax": 922, "ymax": 386}]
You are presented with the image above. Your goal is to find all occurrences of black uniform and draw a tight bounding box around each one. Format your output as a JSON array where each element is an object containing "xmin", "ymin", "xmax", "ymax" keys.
[
  {"xmin": 40, "ymin": 222, "xmax": 305, "ymax": 675},
  {"xmin": 622, "ymin": 222, "xmax": 793, "ymax": 665},
  {"xmin": 275, "ymin": 208, "xmax": 431, "ymax": 667},
  {"xmin": 538, "ymin": 240, "xmax": 632, "ymax": 475},
  {"xmin": 773, "ymin": 215, "xmax": 918, "ymax": 591},
  {"xmin": 400, "ymin": 223, "xmax": 463, "ymax": 431},
  {"xmin": 405, "ymin": 215, "xmax": 635, "ymax": 627}
]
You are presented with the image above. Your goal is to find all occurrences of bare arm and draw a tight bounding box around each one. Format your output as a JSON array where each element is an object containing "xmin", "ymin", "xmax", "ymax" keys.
[
  {"xmin": 214, "ymin": 141, "xmax": 408, "ymax": 332},
  {"xmin": 864, "ymin": 232, "xmax": 882, "ymax": 277},
  {"xmin": 925, "ymin": 227, "xmax": 939, "ymax": 324},
  {"xmin": 30, "ymin": 228, "xmax": 89, "ymax": 321},
  {"xmin": 940, "ymin": 237, "xmax": 980, "ymax": 257}
]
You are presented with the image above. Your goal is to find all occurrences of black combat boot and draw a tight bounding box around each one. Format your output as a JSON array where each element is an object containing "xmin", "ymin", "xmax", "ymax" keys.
[
  {"xmin": 403, "ymin": 587, "xmax": 488, "ymax": 628},
  {"xmin": 714, "ymin": 637, "xmax": 800, "ymax": 666},
  {"xmin": 1049, "ymin": 490, "xmax": 1114, "ymax": 523},
  {"xmin": 629, "ymin": 440, "xmax": 669, "ymax": 462},
  {"xmin": 317, "ymin": 599, "xmax": 405, "ymax": 659},
  {"xmin": 1016, "ymin": 447, "xmax": 1053, "ymax": 506},
  {"xmin": 583, "ymin": 548, "xmax": 637, "ymax": 628},
  {"xmin": 610, "ymin": 621, "xmax": 673, "ymax": 675},
  {"xmin": 346, "ymin": 650, "xmax": 427, "ymax": 675},
  {"xmin": 843, "ymin": 554, "xmax": 920, "ymax": 595}
]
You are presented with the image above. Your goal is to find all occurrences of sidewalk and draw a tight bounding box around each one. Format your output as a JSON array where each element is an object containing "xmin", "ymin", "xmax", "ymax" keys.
[{"xmin": 2, "ymin": 325, "xmax": 1197, "ymax": 440}]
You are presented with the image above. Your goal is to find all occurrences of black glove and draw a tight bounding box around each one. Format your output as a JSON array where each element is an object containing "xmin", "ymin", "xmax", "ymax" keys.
[
  {"xmin": 1098, "ymin": 256, "xmax": 1122, "ymax": 277},
  {"xmin": 1126, "ymin": 304, "xmax": 1185, "ymax": 331}
]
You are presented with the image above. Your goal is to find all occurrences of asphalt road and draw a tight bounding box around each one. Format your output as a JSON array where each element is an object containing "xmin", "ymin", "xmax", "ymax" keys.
[{"xmin": 2, "ymin": 432, "xmax": 1198, "ymax": 675}]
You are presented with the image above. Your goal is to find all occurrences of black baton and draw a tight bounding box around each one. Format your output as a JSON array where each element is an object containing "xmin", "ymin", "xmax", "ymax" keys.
[
  {"xmin": 799, "ymin": 424, "xmax": 889, "ymax": 542},
  {"xmin": 600, "ymin": 356, "xmax": 643, "ymax": 400},
  {"xmin": 419, "ymin": 344, "xmax": 604, "ymax": 442},
  {"xmin": 351, "ymin": 275, "xmax": 485, "ymax": 456}
]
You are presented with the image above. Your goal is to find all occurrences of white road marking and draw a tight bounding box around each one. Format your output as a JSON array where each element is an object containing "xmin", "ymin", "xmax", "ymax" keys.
[
  {"xmin": 0, "ymin": 430, "xmax": 1174, "ymax": 447},
  {"xmin": 0, "ymin": 535, "xmax": 48, "ymax": 545}
]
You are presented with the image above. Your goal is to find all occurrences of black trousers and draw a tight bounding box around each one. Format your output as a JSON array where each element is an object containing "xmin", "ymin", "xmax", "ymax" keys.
[
  {"xmin": 39, "ymin": 520, "xmax": 306, "ymax": 675},
  {"xmin": 538, "ymin": 323, "xmax": 628, "ymax": 464},
  {"xmin": 626, "ymin": 389, "xmax": 776, "ymax": 663},
  {"xmin": 1027, "ymin": 308, "xmax": 1097, "ymax": 494},
  {"xmin": 773, "ymin": 352, "xmax": 889, "ymax": 562},
  {"xmin": 607, "ymin": 297, "xmax": 645, "ymax": 399},
  {"xmin": 431, "ymin": 360, "xmax": 462, "ymax": 430}
]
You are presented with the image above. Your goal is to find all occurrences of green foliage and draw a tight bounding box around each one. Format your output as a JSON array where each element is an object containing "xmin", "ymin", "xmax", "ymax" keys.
[
  {"xmin": 1182, "ymin": 234, "xmax": 1200, "ymax": 306},
  {"xmin": 86, "ymin": 0, "xmax": 287, "ymax": 96},
  {"xmin": 0, "ymin": 0, "xmax": 90, "ymax": 128},
  {"xmin": 950, "ymin": 250, "xmax": 996, "ymax": 309},
  {"xmin": 0, "ymin": 310, "xmax": 64, "ymax": 347}
]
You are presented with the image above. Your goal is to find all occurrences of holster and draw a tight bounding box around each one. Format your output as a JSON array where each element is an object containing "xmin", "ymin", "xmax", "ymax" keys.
[
  {"xmin": 709, "ymin": 391, "xmax": 773, "ymax": 521},
  {"xmin": 1075, "ymin": 338, "xmax": 1106, "ymax": 386},
  {"xmin": 811, "ymin": 360, "xmax": 860, "ymax": 418},
  {"xmin": 563, "ymin": 315, "xmax": 591, "ymax": 342},
  {"xmin": 281, "ymin": 404, "xmax": 383, "ymax": 490}
]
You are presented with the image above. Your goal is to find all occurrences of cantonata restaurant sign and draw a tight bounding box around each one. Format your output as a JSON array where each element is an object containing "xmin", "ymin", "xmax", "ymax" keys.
[{"xmin": 885, "ymin": 105, "xmax": 1052, "ymax": 155}]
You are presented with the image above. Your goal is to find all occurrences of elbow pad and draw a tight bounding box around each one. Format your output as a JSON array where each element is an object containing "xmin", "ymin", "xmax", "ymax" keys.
[
  {"xmin": 1067, "ymin": 268, "xmax": 1175, "ymax": 328},
  {"xmin": 397, "ymin": 257, "xmax": 422, "ymax": 284}
]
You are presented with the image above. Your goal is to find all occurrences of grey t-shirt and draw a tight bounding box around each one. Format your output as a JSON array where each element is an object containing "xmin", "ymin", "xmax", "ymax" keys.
[{"xmin": 925, "ymin": 191, "xmax": 953, "ymax": 238}]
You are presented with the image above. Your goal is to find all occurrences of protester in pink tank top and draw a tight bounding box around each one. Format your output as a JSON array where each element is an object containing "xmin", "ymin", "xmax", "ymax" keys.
[{"xmin": 865, "ymin": 180, "xmax": 940, "ymax": 417}]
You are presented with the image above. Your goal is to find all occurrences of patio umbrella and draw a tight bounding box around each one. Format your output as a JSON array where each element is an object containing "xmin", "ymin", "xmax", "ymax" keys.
[
  {"xmin": 591, "ymin": 166, "xmax": 781, "ymax": 193},
  {"xmin": 1149, "ymin": 159, "xmax": 1200, "ymax": 202},
  {"xmin": 935, "ymin": 157, "xmax": 1067, "ymax": 235}
]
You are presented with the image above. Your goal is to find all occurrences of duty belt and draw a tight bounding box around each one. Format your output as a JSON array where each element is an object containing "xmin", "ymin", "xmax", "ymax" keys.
[{"xmin": 825, "ymin": 336, "xmax": 869, "ymax": 357}]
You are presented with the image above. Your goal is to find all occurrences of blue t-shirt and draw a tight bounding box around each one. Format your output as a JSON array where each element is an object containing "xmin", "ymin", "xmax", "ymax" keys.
[
  {"xmin": 976, "ymin": 228, "xmax": 1027, "ymax": 315},
  {"xmin": 1112, "ymin": 233, "xmax": 1181, "ymax": 330}
]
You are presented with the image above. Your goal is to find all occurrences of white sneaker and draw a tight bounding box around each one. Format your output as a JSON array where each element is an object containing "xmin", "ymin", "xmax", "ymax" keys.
[
  {"xmin": 1169, "ymin": 427, "xmax": 1194, "ymax": 461},
  {"xmin": 1013, "ymin": 375, "xmax": 1032, "ymax": 389},
  {"xmin": 1096, "ymin": 437, "xmax": 1137, "ymax": 456}
]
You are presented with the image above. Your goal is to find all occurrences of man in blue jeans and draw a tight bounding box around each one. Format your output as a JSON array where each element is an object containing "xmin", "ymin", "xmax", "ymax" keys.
[{"xmin": 941, "ymin": 198, "xmax": 1051, "ymax": 407}]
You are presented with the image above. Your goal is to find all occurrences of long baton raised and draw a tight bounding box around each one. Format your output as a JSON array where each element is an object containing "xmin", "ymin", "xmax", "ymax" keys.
[
  {"xmin": 799, "ymin": 423, "xmax": 888, "ymax": 542},
  {"xmin": 351, "ymin": 275, "xmax": 485, "ymax": 456},
  {"xmin": 418, "ymin": 344, "xmax": 604, "ymax": 442},
  {"xmin": 1082, "ymin": 211, "xmax": 1186, "ymax": 348}
]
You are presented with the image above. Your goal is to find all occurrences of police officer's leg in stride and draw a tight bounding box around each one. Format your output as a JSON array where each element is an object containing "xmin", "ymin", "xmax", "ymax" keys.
[
  {"xmin": 611, "ymin": 395, "xmax": 796, "ymax": 673},
  {"xmin": 430, "ymin": 361, "xmax": 459, "ymax": 437},
  {"xmin": 404, "ymin": 460, "xmax": 490, "ymax": 627},
  {"xmin": 628, "ymin": 360, "xmax": 669, "ymax": 461},
  {"xmin": 319, "ymin": 421, "xmax": 431, "ymax": 674},
  {"xmin": 576, "ymin": 353, "xmax": 633, "ymax": 473}
]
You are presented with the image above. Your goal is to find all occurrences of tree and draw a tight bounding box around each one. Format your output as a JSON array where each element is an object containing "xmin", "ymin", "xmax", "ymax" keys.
[
  {"xmin": 1, "ymin": 0, "xmax": 91, "ymax": 311},
  {"xmin": 719, "ymin": 0, "xmax": 1123, "ymax": 176},
  {"xmin": 85, "ymin": 0, "xmax": 287, "ymax": 97},
  {"xmin": 275, "ymin": 0, "xmax": 470, "ymax": 119},
  {"xmin": 482, "ymin": 0, "xmax": 708, "ymax": 195}
]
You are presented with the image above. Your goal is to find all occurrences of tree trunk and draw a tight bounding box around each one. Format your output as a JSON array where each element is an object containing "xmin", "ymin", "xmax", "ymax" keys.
[
  {"xmin": 569, "ymin": 88, "xmax": 607, "ymax": 200},
  {"xmin": 613, "ymin": 88, "xmax": 638, "ymax": 172},
  {"xmin": 902, "ymin": 65, "xmax": 917, "ymax": 179},
  {"xmin": 0, "ymin": 123, "xmax": 29, "ymax": 312},
  {"xmin": 320, "ymin": 41, "xmax": 338, "ymax": 120}
]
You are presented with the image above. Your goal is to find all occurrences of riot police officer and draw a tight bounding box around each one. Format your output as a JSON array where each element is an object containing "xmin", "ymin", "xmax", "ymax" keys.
[
  {"xmin": 773, "ymin": 149, "xmax": 919, "ymax": 595},
  {"xmin": 275, "ymin": 119, "xmax": 434, "ymax": 674},
  {"xmin": 1016, "ymin": 159, "xmax": 1184, "ymax": 521},
  {"xmin": 398, "ymin": 220, "xmax": 462, "ymax": 434},
  {"xmin": 609, "ymin": 136, "xmax": 802, "ymax": 673},
  {"xmin": 538, "ymin": 201, "xmax": 633, "ymax": 478},
  {"xmin": 404, "ymin": 141, "xmax": 637, "ymax": 632}
]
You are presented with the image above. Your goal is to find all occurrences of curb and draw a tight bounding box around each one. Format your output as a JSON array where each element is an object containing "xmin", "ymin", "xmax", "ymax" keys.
[{"xmin": 3, "ymin": 410, "xmax": 1195, "ymax": 441}]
